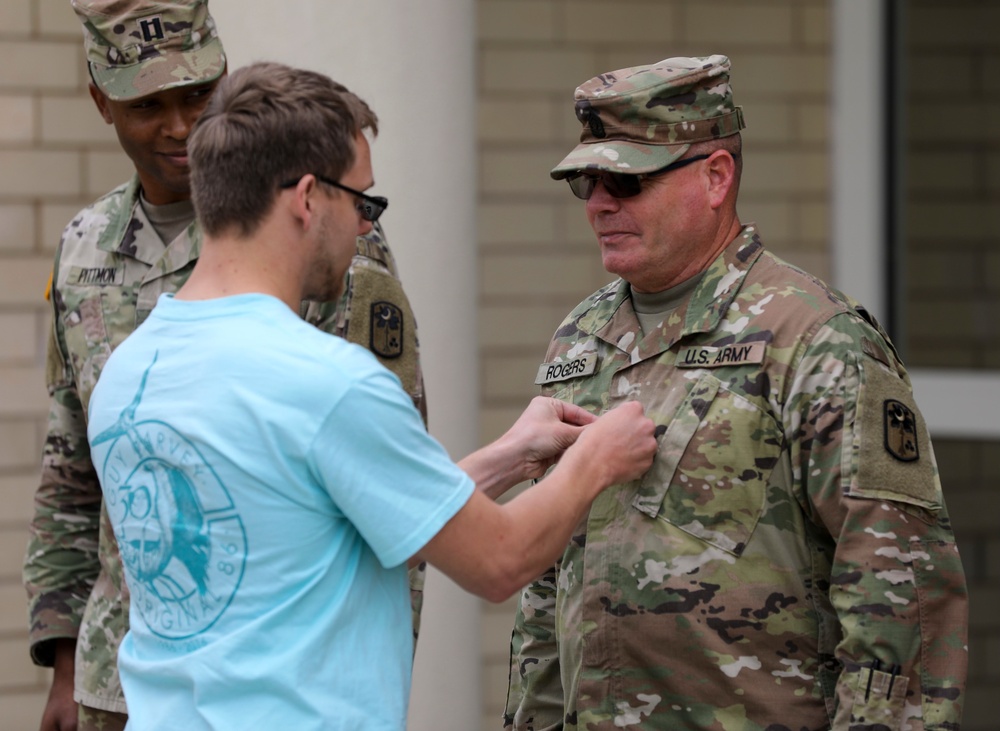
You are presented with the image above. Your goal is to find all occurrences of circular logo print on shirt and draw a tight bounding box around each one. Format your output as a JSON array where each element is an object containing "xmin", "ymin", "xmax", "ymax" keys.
[{"xmin": 101, "ymin": 420, "xmax": 247, "ymax": 640}]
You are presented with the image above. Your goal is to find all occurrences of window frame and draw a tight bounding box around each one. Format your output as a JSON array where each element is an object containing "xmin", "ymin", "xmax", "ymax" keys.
[{"xmin": 832, "ymin": 0, "xmax": 1000, "ymax": 439}]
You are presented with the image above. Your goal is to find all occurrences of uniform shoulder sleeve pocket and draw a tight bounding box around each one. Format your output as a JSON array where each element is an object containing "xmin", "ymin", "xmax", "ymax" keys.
[
  {"xmin": 847, "ymin": 353, "xmax": 941, "ymax": 514},
  {"xmin": 345, "ymin": 264, "xmax": 422, "ymax": 398}
]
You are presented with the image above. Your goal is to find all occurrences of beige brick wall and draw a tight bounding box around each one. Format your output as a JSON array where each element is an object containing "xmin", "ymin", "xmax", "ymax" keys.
[{"xmin": 0, "ymin": 0, "xmax": 127, "ymax": 723}]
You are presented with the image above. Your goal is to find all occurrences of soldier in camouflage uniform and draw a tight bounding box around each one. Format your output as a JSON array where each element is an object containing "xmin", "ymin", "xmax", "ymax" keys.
[
  {"xmin": 504, "ymin": 55, "xmax": 968, "ymax": 731},
  {"xmin": 23, "ymin": 2, "xmax": 427, "ymax": 730}
]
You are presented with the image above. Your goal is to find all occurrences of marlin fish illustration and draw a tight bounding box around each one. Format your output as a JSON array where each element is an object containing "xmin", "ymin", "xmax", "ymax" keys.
[{"xmin": 93, "ymin": 352, "xmax": 246, "ymax": 639}]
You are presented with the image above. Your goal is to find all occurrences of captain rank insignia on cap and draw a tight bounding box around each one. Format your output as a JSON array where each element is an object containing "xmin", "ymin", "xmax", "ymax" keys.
[
  {"xmin": 370, "ymin": 301, "xmax": 403, "ymax": 359},
  {"xmin": 884, "ymin": 399, "xmax": 919, "ymax": 462},
  {"xmin": 137, "ymin": 15, "xmax": 166, "ymax": 43}
]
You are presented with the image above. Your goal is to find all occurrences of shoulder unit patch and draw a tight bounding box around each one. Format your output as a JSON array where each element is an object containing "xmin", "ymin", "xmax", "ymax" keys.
[
  {"xmin": 370, "ymin": 301, "xmax": 403, "ymax": 359},
  {"xmin": 884, "ymin": 399, "xmax": 919, "ymax": 462}
]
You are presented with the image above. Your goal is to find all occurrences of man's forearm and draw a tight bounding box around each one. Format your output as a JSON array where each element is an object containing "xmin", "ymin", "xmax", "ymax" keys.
[{"xmin": 458, "ymin": 437, "xmax": 530, "ymax": 501}]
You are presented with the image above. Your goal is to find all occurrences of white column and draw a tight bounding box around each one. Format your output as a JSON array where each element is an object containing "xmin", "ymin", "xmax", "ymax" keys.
[
  {"xmin": 831, "ymin": 0, "xmax": 887, "ymax": 322},
  {"xmin": 209, "ymin": 2, "xmax": 481, "ymax": 728}
]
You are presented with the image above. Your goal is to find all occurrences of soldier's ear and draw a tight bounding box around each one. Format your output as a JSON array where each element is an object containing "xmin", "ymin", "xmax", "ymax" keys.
[
  {"xmin": 89, "ymin": 83, "xmax": 114, "ymax": 125},
  {"xmin": 705, "ymin": 150, "xmax": 737, "ymax": 210}
]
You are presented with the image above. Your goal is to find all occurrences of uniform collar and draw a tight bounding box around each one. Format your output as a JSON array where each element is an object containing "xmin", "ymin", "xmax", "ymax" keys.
[
  {"xmin": 95, "ymin": 174, "xmax": 202, "ymax": 273},
  {"xmin": 681, "ymin": 224, "xmax": 765, "ymax": 335},
  {"xmin": 582, "ymin": 224, "xmax": 765, "ymax": 359}
]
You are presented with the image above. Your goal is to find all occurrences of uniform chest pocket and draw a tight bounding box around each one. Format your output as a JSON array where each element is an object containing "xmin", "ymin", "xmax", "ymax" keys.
[{"xmin": 631, "ymin": 372, "xmax": 782, "ymax": 556}]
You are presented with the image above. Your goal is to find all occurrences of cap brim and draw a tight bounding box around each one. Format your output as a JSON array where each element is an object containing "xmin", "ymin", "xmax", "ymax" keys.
[
  {"xmin": 91, "ymin": 37, "xmax": 226, "ymax": 101},
  {"xmin": 550, "ymin": 140, "xmax": 690, "ymax": 180}
]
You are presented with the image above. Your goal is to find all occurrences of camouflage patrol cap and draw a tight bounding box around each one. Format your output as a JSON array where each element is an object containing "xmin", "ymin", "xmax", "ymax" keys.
[
  {"xmin": 72, "ymin": 0, "xmax": 226, "ymax": 101},
  {"xmin": 551, "ymin": 54, "xmax": 745, "ymax": 179}
]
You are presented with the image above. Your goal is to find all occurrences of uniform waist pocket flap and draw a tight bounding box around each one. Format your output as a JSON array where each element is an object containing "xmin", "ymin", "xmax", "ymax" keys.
[{"xmin": 632, "ymin": 373, "xmax": 720, "ymax": 518}]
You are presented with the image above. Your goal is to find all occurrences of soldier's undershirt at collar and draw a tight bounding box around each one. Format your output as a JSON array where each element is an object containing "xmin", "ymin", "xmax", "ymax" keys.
[
  {"xmin": 140, "ymin": 193, "xmax": 195, "ymax": 246},
  {"xmin": 630, "ymin": 273, "xmax": 703, "ymax": 335}
]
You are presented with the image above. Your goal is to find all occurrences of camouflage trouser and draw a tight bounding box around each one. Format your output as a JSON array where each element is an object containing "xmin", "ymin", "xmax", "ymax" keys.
[{"xmin": 78, "ymin": 705, "xmax": 127, "ymax": 731}]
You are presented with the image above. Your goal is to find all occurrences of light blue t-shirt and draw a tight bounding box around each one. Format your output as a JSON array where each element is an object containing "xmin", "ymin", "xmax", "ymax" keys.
[{"xmin": 88, "ymin": 293, "xmax": 474, "ymax": 731}]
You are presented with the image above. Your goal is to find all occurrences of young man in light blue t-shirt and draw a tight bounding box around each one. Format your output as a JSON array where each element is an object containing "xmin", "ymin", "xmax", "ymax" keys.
[{"xmin": 87, "ymin": 61, "xmax": 658, "ymax": 731}]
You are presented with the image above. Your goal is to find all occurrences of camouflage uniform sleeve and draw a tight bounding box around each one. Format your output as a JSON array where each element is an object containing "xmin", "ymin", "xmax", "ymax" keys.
[
  {"xmin": 301, "ymin": 225, "xmax": 428, "ymax": 645},
  {"xmin": 504, "ymin": 565, "xmax": 564, "ymax": 730},
  {"xmin": 22, "ymin": 302, "xmax": 103, "ymax": 666},
  {"xmin": 788, "ymin": 313, "xmax": 968, "ymax": 730}
]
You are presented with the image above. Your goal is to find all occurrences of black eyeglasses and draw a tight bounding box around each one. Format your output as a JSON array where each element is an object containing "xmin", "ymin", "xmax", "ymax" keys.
[
  {"xmin": 564, "ymin": 154, "xmax": 711, "ymax": 200},
  {"xmin": 279, "ymin": 174, "xmax": 388, "ymax": 222}
]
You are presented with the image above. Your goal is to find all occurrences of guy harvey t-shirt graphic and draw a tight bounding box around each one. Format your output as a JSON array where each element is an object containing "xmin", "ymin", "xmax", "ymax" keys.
[{"xmin": 93, "ymin": 355, "xmax": 247, "ymax": 640}]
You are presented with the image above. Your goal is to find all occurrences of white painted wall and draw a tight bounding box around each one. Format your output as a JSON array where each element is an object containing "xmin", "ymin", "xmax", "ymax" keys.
[{"xmin": 209, "ymin": 2, "xmax": 481, "ymax": 727}]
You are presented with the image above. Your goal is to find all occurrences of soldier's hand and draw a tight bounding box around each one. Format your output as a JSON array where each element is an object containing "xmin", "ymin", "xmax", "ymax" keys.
[{"xmin": 40, "ymin": 639, "xmax": 77, "ymax": 731}]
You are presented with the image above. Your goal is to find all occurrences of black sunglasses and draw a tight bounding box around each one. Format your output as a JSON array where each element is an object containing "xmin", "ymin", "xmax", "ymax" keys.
[
  {"xmin": 279, "ymin": 174, "xmax": 388, "ymax": 222},
  {"xmin": 565, "ymin": 154, "xmax": 711, "ymax": 200}
]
